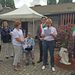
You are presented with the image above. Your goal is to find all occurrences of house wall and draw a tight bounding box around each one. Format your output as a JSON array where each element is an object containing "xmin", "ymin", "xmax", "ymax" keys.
[
  {"xmin": 28, "ymin": 20, "xmax": 41, "ymax": 37},
  {"xmin": 50, "ymin": 15, "xmax": 59, "ymax": 28},
  {"xmin": 27, "ymin": 16, "xmax": 59, "ymax": 37}
]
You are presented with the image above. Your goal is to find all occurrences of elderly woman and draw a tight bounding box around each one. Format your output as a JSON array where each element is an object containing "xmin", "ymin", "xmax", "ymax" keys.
[
  {"xmin": 41, "ymin": 18, "xmax": 57, "ymax": 71},
  {"xmin": 11, "ymin": 20, "xmax": 24, "ymax": 71}
]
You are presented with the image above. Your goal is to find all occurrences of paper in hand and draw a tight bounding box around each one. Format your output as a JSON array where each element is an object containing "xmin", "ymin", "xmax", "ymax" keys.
[{"xmin": 44, "ymin": 29, "xmax": 51, "ymax": 36}]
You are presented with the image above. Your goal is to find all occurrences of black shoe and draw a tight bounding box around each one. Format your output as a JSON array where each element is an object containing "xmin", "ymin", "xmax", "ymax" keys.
[
  {"xmin": 25, "ymin": 62, "xmax": 29, "ymax": 66},
  {"xmin": 32, "ymin": 62, "xmax": 35, "ymax": 65},
  {"xmin": 46, "ymin": 63, "xmax": 49, "ymax": 65},
  {"xmin": 10, "ymin": 56, "xmax": 14, "ymax": 58},
  {"xmin": 71, "ymin": 72, "xmax": 75, "ymax": 75},
  {"xmin": 5, "ymin": 57, "xmax": 9, "ymax": 59},
  {"xmin": 37, "ymin": 60, "xmax": 42, "ymax": 63}
]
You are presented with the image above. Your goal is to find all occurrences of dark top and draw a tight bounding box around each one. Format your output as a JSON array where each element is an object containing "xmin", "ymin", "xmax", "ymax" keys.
[{"xmin": 1, "ymin": 27, "xmax": 12, "ymax": 43}]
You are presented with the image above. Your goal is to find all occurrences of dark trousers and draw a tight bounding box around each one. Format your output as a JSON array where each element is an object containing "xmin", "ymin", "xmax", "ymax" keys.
[
  {"xmin": 42, "ymin": 40, "xmax": 55, "ymax": 67},
  {"xmin": 73, "ymin": 42, "xmax": 75, "ymax": 58},
  {"xmin": 39, "ymin": 40, "xmax": 43, "ymax": 61}
]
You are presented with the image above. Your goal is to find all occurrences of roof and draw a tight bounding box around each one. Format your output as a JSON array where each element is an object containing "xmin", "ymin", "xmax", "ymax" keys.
[
  {"xmin": 0, "ymin": 4, "xmax": 16, "ymax": 14},
  {"xmin": 31, "ymin": 3, "xmax": 75, "ymax": 15},
  {"xmin": 0, "ymin": 7, "xmax": 15, "ymax": 14}
]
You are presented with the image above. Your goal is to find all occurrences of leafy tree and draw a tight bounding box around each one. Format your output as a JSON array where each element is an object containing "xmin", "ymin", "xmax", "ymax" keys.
[
  {"xmin": 0, "ymin": 0, "xmax": 15, "ymax": 8},
  {"xmin": 47, "ymin": 0, "xmax": 56, "ymax": 5},
  {"xmin": 6, "ymin": 0, "xmax": 15, "ymax": 8},
  {"xmin": 0, "ymin": 0, "xmax": 5, "ymax": 7},
  {"xmin": 59, "ymin": 0, "xmax": 72, "ymax": 4},
  {"xmin": 67, "ymin": 0, "xmax": 72, "ymax": 3}
]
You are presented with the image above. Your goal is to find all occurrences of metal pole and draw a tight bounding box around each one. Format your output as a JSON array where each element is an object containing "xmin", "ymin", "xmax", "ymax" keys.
[{"xmin": 33, "ymin": 19, "xmax": 35, "ymax": 37}]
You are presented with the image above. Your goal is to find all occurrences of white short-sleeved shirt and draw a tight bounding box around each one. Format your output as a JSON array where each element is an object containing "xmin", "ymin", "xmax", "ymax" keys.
[
  {"xmin": 11, "ymin": 28, "xmax": 24, "ymax": 46},
  {"xmin": 42, "ymin": 26, "xmax": 57, "ymax": 41}
]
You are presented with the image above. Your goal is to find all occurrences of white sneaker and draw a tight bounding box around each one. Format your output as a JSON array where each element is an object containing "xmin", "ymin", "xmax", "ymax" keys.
[
  {"xmin": 66, "ymin": 62, "xmax": 71, "ymax": 65},
  {"xmin": 42, "ymin": 66, "xmax": 46, "ymax": 70},
  {"xmin": 51, "ymin": 67, "xmax": 55, "ymax": 72}
]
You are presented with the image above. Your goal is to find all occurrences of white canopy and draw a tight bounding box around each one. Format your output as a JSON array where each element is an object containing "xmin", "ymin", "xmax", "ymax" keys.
[{"xmin": 0, "ymin": 4, "xmax": 43, "ymax": 21}]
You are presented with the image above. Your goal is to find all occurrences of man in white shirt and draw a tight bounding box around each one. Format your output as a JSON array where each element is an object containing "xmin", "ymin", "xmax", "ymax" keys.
[{"xmin": 41, "ymin": 18, "xmax": 57, "ymax": 72}]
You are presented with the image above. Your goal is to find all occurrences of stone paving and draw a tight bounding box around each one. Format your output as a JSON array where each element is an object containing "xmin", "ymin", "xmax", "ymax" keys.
[{"xmin": 0, "ymin": 42, "xmax": 74, "ymax": 75}]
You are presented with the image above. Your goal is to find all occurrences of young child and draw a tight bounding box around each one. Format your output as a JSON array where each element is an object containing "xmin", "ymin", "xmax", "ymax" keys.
[{"xmin": 22, "ymin": 32, "xmax": 35, "ymax": 65}]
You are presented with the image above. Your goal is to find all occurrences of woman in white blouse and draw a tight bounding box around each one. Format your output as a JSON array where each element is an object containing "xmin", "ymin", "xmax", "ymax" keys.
[
  {"xmin": 11, "ymin": 20, "xmax": 24, "ymax": 71},
  {"xmin": 41, "ymin": 18, "xmax": 57, "ymax": 72}
]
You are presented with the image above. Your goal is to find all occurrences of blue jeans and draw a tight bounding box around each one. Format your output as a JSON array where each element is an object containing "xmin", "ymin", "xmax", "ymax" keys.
[
  {"xmin": 42, "ymin": 40, "xmax": 55, "ymax": 67},
  {"xmin": 39, "ymin": 40, "xmax": 43, "ymax": 61}
]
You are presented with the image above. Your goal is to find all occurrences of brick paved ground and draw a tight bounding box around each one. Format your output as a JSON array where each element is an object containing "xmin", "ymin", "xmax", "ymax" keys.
[{"xmin": 0, "ymin": 42, "xmax": 74, "ymax": 75}]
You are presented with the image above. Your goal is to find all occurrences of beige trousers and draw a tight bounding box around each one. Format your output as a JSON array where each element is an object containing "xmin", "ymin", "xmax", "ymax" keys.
[
  {"xmin": 13, "ymin": 45, "xmax": 22, "ymax": 66},
  {"xmin": 0, "ymin": 42, "xmax": 14, "ymax": 60}
]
